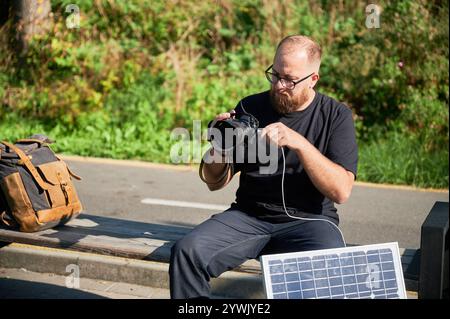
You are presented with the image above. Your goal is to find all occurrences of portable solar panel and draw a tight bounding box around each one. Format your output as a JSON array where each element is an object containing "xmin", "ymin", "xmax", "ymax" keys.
[{"xmin": 260, "ymin": 242, "xmax": 407, "ymax": 299}]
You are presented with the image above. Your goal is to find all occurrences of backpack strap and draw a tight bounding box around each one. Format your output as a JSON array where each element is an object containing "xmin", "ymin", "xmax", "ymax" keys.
[
  {"xmin": 54, "ymin": 154, "xmax": 82, "ymax": 180},
  {"xmin": 1, "ymin": 141, "xmax": 49, "ymax": 190},
  {"xmin": 0, "ymin": 211, "xmax": 18, "ymax": 228},
  {"xmin": 15, "ymin": 138, "xmax": 47, "ymax": 146}
]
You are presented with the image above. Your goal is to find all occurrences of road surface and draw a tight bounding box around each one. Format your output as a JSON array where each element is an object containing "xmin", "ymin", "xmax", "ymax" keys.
[{"xmin": 64, "ymin": 156, "xmax": 448, "ymax": 249}]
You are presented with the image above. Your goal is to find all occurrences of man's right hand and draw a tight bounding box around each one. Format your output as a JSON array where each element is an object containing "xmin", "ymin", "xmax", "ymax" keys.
[
  {"xmin": 215, "ymin": 110, "xmax": 236, "ymax": 121},
  {"xmin": 200, "ymin": 110, "xmax": 237, "ymax": 191}
]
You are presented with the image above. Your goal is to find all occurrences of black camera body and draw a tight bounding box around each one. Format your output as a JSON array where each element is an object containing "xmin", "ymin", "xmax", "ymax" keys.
[{"xmin": 207, "ymin": 113, "xmax": 260, "ymax": 153}]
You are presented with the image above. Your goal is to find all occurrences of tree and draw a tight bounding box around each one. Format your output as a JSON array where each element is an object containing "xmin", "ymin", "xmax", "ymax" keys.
[{"xmin": 11, "ymin": 0, "xmax": 52, "ymax": 54}]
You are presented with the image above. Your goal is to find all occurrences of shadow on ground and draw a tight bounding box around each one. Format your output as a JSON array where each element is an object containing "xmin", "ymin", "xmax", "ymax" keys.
[{"xmin": 0, "ymin": 278, "xmax": 108, "ymax": 299}]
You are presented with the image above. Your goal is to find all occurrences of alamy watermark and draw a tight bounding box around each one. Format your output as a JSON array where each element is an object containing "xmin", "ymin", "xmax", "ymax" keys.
[
  {"xmin": 367, "ymin": 263, "xmax": 381, "ymax": 289},
  {"xmin": 65, "ymin": 4, "xmax": 80, "ymax": 29},
  {"xmin": 65, "ymin": 264, "xmax": 80, "ymax": 289},
  {"xmin": 365, "ymin": 4, "xmax": 381, "ymax": 29}
]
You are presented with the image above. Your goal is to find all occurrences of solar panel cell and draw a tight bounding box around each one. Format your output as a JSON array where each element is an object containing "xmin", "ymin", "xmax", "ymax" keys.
[
  {"xmin": 302, "ymin": 290, "xmax": 316, "ymax": 299},
  {"xmin": 383, "ymin": 270, "xmax": 396, "ymax": 280},
  {"xmin": 288, "ymin": 291, "xmax": 302, "ymax": 299},
  {"xmin": 272, "ymin": 283, "xmax": 286, "ymax": 293},
  {"xmin": 315, "ymin": 278, "xmax": 329, "ymax": 288},
  {"xmin": 301, "ymin": 280, "xmax": 315, "ymax": 290},
  {"xmin": 297, "ymin": 262, "xmax": 311, "ymax": 271},
  {"xmin": 271, "ymin": 274, "xmax": 285, "ymax": 283},
  {"xmin": 270, "ymin": 265, "xmax": 283, "ymax": 274},
  {"xmin": 344, "ymin": 284, "xmax": 357, "ymax": 293},
  {"xmin": 314, "ymin": 269, "xmax": 328, "ymax": 279},
  {"xmin": 284, "ymin": 262, "xmax": 298, "ymax": 272},
  {"xmin": 385, "ymin": 280, "xmax": 398, "ymax": 289},
  {"xmin": 299, "ymin": 271, "xmax": 313, "ymax": 280},
  {"xmin": 329, "ymin": 277, "xmax": 343, "ymax": 286},
  {"xmin": 287, "ymin": 282, "xmax": 301, "ymax": 291},
  {"xmin": 382, "ymin": 262, "xmax": 395, "ymax": 271},
  {"xmin": 317, "ymin": 288, "xmax": 330, "ymax": 298},
  {"xmin": 330, "ymin": 286, "xmax": 344, "ymax": 296}
]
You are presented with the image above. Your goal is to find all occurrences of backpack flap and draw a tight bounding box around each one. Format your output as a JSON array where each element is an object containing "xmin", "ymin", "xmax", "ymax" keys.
[{"xmin": 37, "ymin": 161, "xmax": 78, "ymax": 207}]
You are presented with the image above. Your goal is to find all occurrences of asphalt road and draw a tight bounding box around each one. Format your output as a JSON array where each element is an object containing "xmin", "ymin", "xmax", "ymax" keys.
[{"xmin": 64, "ymin": 156, "xmax": 448, "ymax": 249}]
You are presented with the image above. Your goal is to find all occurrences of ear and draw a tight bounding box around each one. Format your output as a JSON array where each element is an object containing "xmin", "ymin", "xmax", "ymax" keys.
[{"xmin": 310, "ymin": 73, "xmax": 320, "ymax": 88}]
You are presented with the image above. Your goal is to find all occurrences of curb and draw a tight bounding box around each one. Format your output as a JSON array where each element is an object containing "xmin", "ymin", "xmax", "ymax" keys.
[{"xmin": 0, "ymin": 242, "xmax": 264, "ymax": 298}]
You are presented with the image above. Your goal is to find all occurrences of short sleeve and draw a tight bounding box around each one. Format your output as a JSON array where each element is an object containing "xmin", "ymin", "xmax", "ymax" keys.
[{"xmin": 325, "ymin": 107, "xmax": 358, "ymax": 178}]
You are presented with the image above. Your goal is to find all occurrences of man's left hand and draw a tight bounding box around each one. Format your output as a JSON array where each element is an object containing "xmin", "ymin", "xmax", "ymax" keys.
[{"xmin": 261, "ymin": 122, "xmax": 304, "ymax": 151}]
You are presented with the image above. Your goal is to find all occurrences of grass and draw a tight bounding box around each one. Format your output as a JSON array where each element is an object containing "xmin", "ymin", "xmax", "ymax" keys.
[{"xmin": 358, "ymin": 132, "xmax": 448, "ymax": 189}]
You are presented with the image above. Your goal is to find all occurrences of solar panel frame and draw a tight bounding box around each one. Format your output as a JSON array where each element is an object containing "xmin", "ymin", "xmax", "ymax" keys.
[{"xmin": 260, "ymin": 242, "xmax": 407, "ymax": 299}]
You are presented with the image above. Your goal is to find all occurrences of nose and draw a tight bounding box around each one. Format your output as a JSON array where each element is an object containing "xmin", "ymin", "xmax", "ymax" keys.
[{"xmin": 273, "ymin": 78, "xmax": 285, "ymax": 91}]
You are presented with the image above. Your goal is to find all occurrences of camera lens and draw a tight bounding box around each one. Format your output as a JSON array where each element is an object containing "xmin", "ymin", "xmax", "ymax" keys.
[
  {"xmin": 207, "ymin": 113, "xmax": 259, "ymax": 156},
  {"xmin": 213, "ymin": 120, "xmax": 236, "ymax": 152}
]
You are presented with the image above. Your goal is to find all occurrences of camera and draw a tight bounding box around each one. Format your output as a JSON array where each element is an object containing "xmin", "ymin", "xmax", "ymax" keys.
[{"xmin": 207, "ymin": 113, "xmax": 259, "ymax": 153}]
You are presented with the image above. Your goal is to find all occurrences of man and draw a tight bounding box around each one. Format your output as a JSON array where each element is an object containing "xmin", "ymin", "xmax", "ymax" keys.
[{"xmin": 169, "ymin": 35, "xmax": 358, "ymax": 299}]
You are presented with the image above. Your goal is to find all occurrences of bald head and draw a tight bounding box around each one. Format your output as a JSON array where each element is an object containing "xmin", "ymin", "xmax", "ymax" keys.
[
  {"xmin": 270, "ymin": 35, "xmax": 322, "ymax": 113},
  {"xmin": 275, "ymin": 35, "xmax": 322, "ymax": 72}
]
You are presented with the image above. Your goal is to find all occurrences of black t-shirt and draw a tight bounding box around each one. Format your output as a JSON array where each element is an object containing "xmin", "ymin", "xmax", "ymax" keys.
[{"xmin": 230, "ymin": 90, "xmax": 358, "ymax": 225}]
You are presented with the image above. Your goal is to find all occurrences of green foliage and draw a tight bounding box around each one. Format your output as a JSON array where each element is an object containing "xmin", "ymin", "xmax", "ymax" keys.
[
  {"xmin": 0, "ymin": 0, "xmax": 448, "ymax": 188},
  {"xmin": 358, "ymin": 131, "xmax": 449, "ymax": 189}
]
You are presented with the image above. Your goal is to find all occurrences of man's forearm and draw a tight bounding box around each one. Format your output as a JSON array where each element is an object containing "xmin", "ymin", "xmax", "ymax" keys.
[
  {"xmin": 293, "ymin": 136, "xmax": 354, "ymax": 204},
  {"xmin": 199, "ymin": 149, "xmax": 234, "ymax": 191}
]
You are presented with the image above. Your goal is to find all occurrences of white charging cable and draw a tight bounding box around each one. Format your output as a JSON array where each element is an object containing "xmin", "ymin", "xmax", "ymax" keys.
[{"xmin": 280, "ymin": 147, "xmax": 347, "ymax": 247}]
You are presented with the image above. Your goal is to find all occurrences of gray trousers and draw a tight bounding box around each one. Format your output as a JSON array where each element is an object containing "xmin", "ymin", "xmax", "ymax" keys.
[{"xmin": 169, "ymin": 208, "xmax": 345, "ymax": 299}]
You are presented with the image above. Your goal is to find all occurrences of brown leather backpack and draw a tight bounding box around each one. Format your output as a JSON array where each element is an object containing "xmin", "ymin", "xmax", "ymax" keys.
[{"xmin": 0, "ymin": 135, "xmax": 83, "ymax": 232}]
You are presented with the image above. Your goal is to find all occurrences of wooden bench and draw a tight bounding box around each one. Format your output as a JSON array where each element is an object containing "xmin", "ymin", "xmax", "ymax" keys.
[
  {"xmin": 0, "ymin": 213, "xmax": 263, "ymax": 274},
  {"xmin": 0, "ymin": 213, "xmax": 420, "ymax": 288}
]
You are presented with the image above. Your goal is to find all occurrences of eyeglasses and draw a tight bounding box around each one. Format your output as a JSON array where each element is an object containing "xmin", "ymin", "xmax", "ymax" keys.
[{"xmin": 265, "ymin": 64, "xmax": 314, "ymax": 90}]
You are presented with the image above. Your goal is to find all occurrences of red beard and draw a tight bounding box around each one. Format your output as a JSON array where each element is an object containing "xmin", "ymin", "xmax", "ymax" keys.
[{"xmin": 270, "ymin": 86, "xmax": 310, "ymax": 114}]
